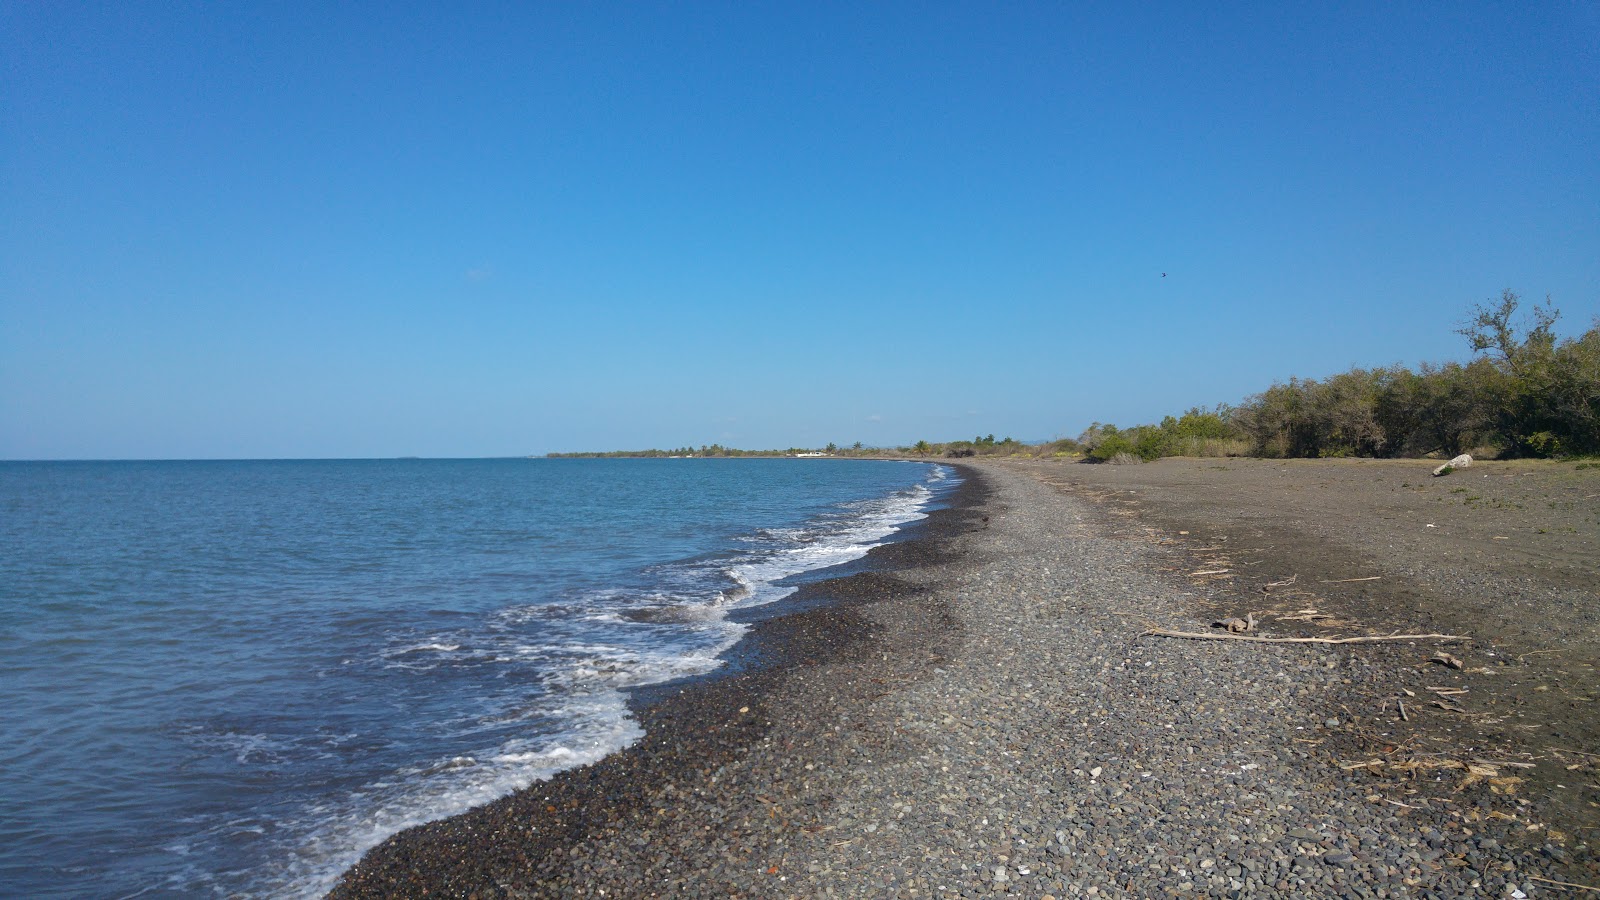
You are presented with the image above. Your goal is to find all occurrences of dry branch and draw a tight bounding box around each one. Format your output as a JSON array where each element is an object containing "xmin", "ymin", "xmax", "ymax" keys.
[
  {"xmin": 1138, "ymin": 628, "xmax": 1470, "ymax": 645},
  {"xmin": 1384, "ymin": 798, "xmax": 1426, "ymax": 809},
  {"xmin": 1473, "ymin": 758, "xmax": 1535, "ymax": 769},
  {"xmin": 1527, "ymin": 874, "xmax": 1600, "ymax": 893},
  {"xmin": 1319, "ymin": 576, "xmax": 1383, "ymax": 583}
]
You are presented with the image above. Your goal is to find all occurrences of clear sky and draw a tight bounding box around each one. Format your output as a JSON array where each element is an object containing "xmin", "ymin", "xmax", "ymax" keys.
[{"xmin": 3, "ymin": 2, "xmax": 1596, "ymax": 459}]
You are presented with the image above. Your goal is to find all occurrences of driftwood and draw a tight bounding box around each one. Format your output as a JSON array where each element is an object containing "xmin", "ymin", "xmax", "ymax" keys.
[
  {"xmin": 1139, "ymin": 628, "xmax": 1470, "ymax": 645},
  {"xmin": 1527, "ymin": 875, "xmax": 1600, "ymax": 893},
  {"xmin": 1474, "ymin": 758, "xmax": 1535, "ymax": 769}
]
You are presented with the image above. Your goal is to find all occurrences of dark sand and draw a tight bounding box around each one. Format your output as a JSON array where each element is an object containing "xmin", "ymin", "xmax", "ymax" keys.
[
  {"xmin": 1003, "ymin": 456, "xmax": 1600, "ymax": 842},
  {"xmin": 331, "ymin": 458, "xmax": 1598, "ymax": 898}
]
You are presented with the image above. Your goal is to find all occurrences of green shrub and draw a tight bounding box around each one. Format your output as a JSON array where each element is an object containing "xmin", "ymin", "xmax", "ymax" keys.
[
  {"xmin": 1087, "ymin": 432, "xmax": 1138, "ymax": 462},
  {"xmin": 1063, "ymin": 292, "xmax": 1594, "ymax": 463}
]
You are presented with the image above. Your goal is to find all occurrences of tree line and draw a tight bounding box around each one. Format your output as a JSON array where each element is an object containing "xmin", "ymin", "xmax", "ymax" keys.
[{"xmin": 1064, "ymin": 292, "xmax": 1598, "ymax": 462}]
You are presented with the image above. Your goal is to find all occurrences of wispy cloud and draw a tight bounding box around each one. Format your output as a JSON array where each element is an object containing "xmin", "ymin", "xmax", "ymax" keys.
[{"xmin": 465, "ymin": 265, "xmax": 493, "ymax": 282}]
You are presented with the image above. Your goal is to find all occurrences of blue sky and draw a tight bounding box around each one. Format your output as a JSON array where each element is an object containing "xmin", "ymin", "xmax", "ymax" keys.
[{"xmin": 3, "ymin": 2, "xmax": 1596, "ymax": 458}]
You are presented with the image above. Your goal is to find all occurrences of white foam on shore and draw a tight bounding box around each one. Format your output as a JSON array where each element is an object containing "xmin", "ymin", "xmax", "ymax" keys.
[
  {"xmin": 238, "ymin": 463, "xmax": 955, "ymax": 898},
  {"xmin": 234, "ymin": 706, "xmax": 645, "ymax": 899},
  {"xmin": 724, "ymin": 481, "xmax": 937, "ymax": 606}
]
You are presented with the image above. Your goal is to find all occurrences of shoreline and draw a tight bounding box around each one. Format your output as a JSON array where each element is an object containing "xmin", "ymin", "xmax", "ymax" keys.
[
  {"xmin": 329, "ymin": 465, "xmax": 992, "ymax": 897},
  {"xmin": 332, "ymin": 459, "xmax": 1596, "ymax": 897}
]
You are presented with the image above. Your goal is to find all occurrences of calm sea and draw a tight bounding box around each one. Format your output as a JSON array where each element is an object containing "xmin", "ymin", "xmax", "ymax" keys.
[{"xmin": 0, "ymin": 458, "xmax": 953, "ymax": 898}]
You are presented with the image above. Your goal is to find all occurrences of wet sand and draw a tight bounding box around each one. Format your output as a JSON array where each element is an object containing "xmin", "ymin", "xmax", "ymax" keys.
[{"xmin": 331, "ymin": 458, "xmax": 1598, "ymax": 897}]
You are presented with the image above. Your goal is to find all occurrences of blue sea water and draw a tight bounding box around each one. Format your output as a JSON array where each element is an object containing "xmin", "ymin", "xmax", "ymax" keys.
[{"xmin": 0, "ymin": 458, "xmax": 953, "ymax": 898}]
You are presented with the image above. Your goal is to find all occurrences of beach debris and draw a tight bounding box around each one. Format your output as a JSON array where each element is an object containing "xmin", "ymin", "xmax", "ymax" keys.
[
  {"xmin": 1340, "ymin": 758, "xmax": 1385, "ymax": 772},
  {"xmin": 1387, "ymin": 757, "xmax": 1465, "ymax": 775},
  {"xmin": 1527, "ymin": 875, "xmax": 1600, "ymax": 893},
  {"xmin": 1432, "ymin": 454, "xmax": 1473, "ymax": 477},
  {"xmin": 1474, "ymin": 758, "xmax": 1535, "ymax": 769},
  {"xmin": 1344, "ymin": 756, "xmax": 1536, "ymax": 798},
  {"xmin": 1276, "ymin": 608, "xmax": 1344, "ymax": 626},
  {"xmin": 1138, "ymin": 628, "xmax": 1471, "ymax": 645},
  {"xmin": 1319, "ymin": 576, "xmax": 1383, "ymax": 583},
  {"xmin": 1431, "ymin": 651, "xmax": 1465, "ymax": 670},
  {"xmin": 1452, "ymin": 761, "xmax": 1524, "ymax": 794},
  {"xmin": 1188, "ymin": 568, "xmax": 1232, "ymax": 576},
  {"xmin": 1213, "ymin": 613, "xmax": 1258, "ymax": 633}
]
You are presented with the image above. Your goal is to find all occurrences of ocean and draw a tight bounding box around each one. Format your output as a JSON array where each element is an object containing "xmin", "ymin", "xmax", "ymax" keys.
[{"xmin": 0, "ymin": 457, "xmax": 954, "ymax": 898}]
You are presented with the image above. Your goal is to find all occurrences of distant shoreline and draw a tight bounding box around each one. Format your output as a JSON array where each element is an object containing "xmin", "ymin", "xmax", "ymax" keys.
[{"xmin": 537, "ymin": 453, "xmax": 913, "ymax": 460}]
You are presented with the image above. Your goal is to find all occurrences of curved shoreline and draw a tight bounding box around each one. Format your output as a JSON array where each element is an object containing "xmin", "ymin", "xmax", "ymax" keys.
[
  {"xmin": 329, "ymin": 466, "xmax": 992, "ymax": 897},
  {"xmin": 331, "ymin": 460, "xmax": 1595, "ymax": 897}
]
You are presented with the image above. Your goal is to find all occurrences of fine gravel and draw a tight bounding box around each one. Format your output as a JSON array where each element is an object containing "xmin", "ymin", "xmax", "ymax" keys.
[{"xmin": 332, "ymin": 462, "xmax": 1594, "ymax": 898}]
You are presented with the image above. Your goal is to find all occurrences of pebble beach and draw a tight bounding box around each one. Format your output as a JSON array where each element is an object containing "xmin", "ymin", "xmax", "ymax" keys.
[{"xmin": 332, "ymin": 459, "xmax": 1598, "ymax": 898}]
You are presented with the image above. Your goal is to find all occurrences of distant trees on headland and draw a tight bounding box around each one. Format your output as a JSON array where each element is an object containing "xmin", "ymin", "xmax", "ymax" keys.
[
  {"xmin": 548, "ymin": 444, "xmax": 815, "ymax": 459},
  {"xmin": 546, "ymin": 441, "xmax": 873, "ymax": 459}
]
